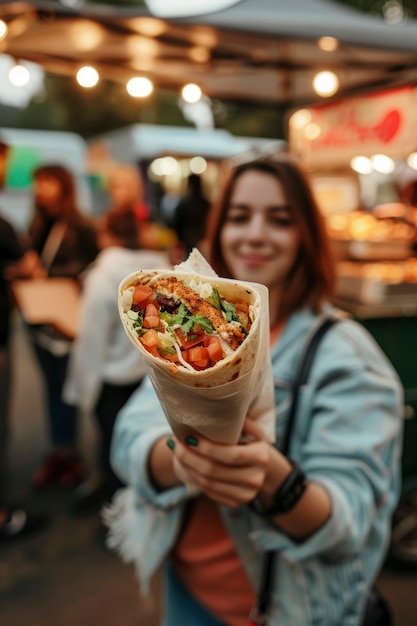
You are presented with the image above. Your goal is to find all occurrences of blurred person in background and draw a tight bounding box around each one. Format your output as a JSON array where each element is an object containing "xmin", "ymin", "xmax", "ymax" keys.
[
  {"xmin": 106, "ymin": 163, "xmax": 150, "ymax": 224},
  {"xmin": 105, "ymin": 162, "xmax": 173, "ymax": 254},
  {"xmin": 0, "ymin": 140, "xmax": 47, "ymax": 541},
  {"xmin": 109, "ymin": 156, "xmax": 402, "ymax": 626},
  {"xmin": 173, "ymin": 173, "xmax": 211, "ymax": 256},
  {"xmin": 25, "ymin": 164, "xmax": 99, "ymax": 491},
  {"xmin": 63, "ymin": 209, "xmax": 170, "ymax": 516}
]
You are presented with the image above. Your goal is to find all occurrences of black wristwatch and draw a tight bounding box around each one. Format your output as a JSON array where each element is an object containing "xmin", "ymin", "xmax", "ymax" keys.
[{"xmin": 250, "ymin": 459, "xmax": 307, "ymax": 517}]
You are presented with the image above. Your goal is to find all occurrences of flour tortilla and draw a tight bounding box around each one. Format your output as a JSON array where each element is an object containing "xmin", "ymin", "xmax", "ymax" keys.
[{"xmin": 118, "ymin": 250, "xmax": 275, "ymax": 444}]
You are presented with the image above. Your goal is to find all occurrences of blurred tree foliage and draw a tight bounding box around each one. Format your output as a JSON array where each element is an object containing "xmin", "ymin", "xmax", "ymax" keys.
[{"xmin": 3, "ymin": 72, "xmax": 285, "ymax": 140}]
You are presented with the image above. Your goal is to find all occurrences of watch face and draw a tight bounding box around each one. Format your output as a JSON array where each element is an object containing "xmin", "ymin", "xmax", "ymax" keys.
[{"xmin": 250, "ymin": 461, "xmax": 307, "ymax": 517}]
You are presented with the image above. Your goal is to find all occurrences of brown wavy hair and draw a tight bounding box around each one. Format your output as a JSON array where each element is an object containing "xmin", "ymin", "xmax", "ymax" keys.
[
  {"xmin": 33, "ymin": 164, "xmax": 78, "ymax": 217},
  {"xmin": 206, "ymin": 156, "xmax": 336, "ymax": 322}
]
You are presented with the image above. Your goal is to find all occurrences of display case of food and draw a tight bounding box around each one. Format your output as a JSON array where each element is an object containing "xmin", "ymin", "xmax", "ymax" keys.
[
  {"xmin": 335, "ymin": 259, "xmax": 417, "ymax": 309},
  {"xmin": 327, "ymin": 211, "xmax": 414, "ymax": 261}
]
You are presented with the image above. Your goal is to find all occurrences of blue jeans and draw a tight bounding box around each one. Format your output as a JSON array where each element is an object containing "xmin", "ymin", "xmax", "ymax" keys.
[{"xmin": 162, "ymin": 562, "xmax": 226, "ymax": 626}]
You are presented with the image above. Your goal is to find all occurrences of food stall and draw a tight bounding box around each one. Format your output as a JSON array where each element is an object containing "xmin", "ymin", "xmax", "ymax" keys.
[{"xmin": 289, "ymin": 86, "xmax": 417, "ymax": 478}]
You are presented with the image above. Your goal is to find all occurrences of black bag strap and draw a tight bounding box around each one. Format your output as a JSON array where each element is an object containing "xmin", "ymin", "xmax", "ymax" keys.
[
  {"xmin": 282, "ymin": 315, "xmax": 339, "ymax": 457},
  {"xmin": 251, "ymin": 315, "xmax": 339, "ymax": 625}
]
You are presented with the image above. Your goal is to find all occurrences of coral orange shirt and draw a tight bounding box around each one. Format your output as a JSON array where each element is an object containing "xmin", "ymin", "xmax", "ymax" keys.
[{"xmin": 171, "ymin": 496, "xmax": 255, "ymax": 626}]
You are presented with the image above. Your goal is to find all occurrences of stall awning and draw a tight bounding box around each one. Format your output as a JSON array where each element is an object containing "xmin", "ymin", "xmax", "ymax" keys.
[{"xmin": 1, "ymin": 0, "xmax": 417, "ymax": 110}]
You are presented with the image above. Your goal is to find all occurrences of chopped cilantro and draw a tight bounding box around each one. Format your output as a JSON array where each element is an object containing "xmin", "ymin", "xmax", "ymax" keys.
[
  {"xmin": 221, "ymin": 299, "xmax": 238, "ymax": 323},
  {"xmin": 132, "ymin": 314, "xmax": 144, "ymax": 334},
  {"xmin": 171, "ymin": 303, "xmax": 214, "ymax": 334},
  {"xmin": 208, "ymin": 287, "xmax": 222, "ymax": 310},
  {"xmin": 209, "ymin": 288, "xmax": 239, "ymax": 323}
]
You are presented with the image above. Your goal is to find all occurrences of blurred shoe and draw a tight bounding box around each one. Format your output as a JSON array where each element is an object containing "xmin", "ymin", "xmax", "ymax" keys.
[
  {"xmin": 72, "ymin": 481, "xmax": 108, "ymax": 516},
  {"xmin": 59, "ymin": 454, "xmax": 86, "ymax": 490},
  {"xmin": 0, "ymin": 507, "xmax": 49, "ymax": 542},
  {"xmin": 31, "ymin": 450, "xmax": 85, "ymax": 490},
  {"xmin": 31, "ymin": 451, "xmax": 67, "ymax": 489}
]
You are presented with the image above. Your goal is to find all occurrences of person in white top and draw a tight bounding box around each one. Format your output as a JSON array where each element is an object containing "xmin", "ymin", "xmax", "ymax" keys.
[{"xmin": 63, "ymin": 208, "xmax": 171, "ymax": 512}]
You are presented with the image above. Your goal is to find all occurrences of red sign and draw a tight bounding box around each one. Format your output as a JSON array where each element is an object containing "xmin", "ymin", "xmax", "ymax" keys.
[{"xmin": 289, "ymin": 86, "xmax": 417, "ymax": 168}]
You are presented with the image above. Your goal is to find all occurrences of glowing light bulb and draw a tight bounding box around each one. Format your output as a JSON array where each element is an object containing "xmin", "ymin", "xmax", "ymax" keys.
[
  {"xmin": 76, "ymin": 66, "xmax": 99, "ymax": 88},
  {"xmin": 181, "ymin": 83, "xmax": 202, "ymax": 103},
  {"xmin": 126, "ymin": 77, "xmax": 154, "ymax": 98},
  {"xmin": 8, "ymin": 63, "xmax": 31, "ymax": 87},
  {"xmin": 351, "ymin": 156, "xmax": 372, "ymax": 175},
  {"xmin": 189, "ymin": 156, "xmax": 207, "ymax": 174},
  {"xmin": 313, "ymin": 71, "xmax": 339, "ymax": 97},
  {"xmin": 0, "ymin": 20, "xmax": 8, "ymax": 41}
]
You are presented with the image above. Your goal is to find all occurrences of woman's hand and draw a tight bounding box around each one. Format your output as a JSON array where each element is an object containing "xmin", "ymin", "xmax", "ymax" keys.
[{"xmin": 170, "ymin": 418, "xmax": 280, "ymax": 508}]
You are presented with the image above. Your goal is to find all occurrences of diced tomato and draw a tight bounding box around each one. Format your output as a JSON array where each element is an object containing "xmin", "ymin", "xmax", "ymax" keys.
[
  {"xmin": 132, "ymin": 285, "xmax": 154, "ymax": 305},
  {"xmin": 139, "ymin": 329, "xmax": 160, "ymax": 347},
  {"xmin": 183, "ymin": 346, "xmax": 209, "ymax": 363},
  {"xmin": 139, "ymin": 329, "xmax": 161, "ymax": 357},
  {"xmin": 175, "ymin": 328, "xmax": 204, "ymax": 350},
  {"xmin": 143, "ymin": 303, "xmax": 162, "ymax": 328},
  {"xmin": 143, "ymin": 316, "xmax": 161, "ymax": 329},
  {"xmin": 145, "ymin": 303, "xmax": 159, "ymax": 318},
  {"xmin": 203, "ymin": 335, "xmax": 217, "ymax": 346},
  {"xmin": 205, "ymin": 336, "xmax": 223, "ymax": 363},
  {"xmin": 235, "ymin": 301, "xmax": 249, "ymax": 314},
  {"xmin": 192, "ymin": 359, "xmax": 210, "ymax": 370}
]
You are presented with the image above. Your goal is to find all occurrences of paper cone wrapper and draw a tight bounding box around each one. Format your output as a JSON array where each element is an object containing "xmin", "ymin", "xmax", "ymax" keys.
[{"xmin": 118, "ymin": 259, "xmax": 275, "ymax": 444}]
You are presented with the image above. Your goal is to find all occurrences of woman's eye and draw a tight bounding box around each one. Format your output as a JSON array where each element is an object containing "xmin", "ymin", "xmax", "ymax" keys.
[
  {"xmin": 271, "ymin": 215, "xmax": 293, "ymax": 227},
  {"xmin": 226, "ymin": 211, "xmax": 248, "ymax": 223}
]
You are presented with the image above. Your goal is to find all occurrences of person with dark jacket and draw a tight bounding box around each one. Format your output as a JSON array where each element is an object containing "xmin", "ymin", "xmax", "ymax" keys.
[
  {"xmin": 0, "ymin": 140, "xmax": 46, "ymax": 541},
  {"xmin": 173, "ymin": 174, "xmax": 211, "ymax": 255}
]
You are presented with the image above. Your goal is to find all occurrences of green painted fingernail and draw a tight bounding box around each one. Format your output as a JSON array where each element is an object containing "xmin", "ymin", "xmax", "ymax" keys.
[
  {"xmin": 166, "ymin": 438, "xmax": 175, "ymax": 450},
  {"xmin": 185, "ymin": 436, "xmax": 198, "ymax": 446}
]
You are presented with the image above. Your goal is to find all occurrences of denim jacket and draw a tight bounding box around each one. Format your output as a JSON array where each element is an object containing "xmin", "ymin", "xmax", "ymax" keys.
[{"xmin": 109, "ymin": 305, "xmax": 403, "ymax": 626}]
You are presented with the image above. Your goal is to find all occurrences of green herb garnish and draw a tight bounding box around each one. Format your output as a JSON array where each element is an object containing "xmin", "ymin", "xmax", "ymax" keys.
[{"xmin": 171, "ymin": 303, "xmax": 214, "ymax": 335}]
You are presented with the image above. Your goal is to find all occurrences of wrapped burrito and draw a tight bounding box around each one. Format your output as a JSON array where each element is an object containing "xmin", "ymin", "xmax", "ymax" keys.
[{"xmin": 118, "ymin": 250, "xmax": 275, "ymax": 444}]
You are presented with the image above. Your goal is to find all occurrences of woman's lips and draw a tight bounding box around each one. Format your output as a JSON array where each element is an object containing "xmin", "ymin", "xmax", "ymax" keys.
[{"xmin": 241, "ymin": 254, "xmax": 270, "ymax": 267}]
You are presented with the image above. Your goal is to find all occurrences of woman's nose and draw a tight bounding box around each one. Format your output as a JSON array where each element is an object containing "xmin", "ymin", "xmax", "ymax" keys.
[{"xmin": 247, "ymin": 215, "xmax": 267, "ymax": 240}]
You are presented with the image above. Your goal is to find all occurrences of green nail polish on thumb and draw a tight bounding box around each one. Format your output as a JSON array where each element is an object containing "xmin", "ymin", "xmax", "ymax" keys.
[
  {"xmin": 185, "ymin": 436, "xmax": 198, "ymax": 446},
  {"xmin": 166, "ymin": 438, "xmax": 175, "ymax": 450}
]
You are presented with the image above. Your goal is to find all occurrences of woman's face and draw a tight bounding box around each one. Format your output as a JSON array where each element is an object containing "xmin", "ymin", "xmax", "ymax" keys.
[
  {"xmin": 34, "ymin": 174, "xmax": 63, "ymax": 214},
  {"xmin": 108, "ymin": 171, "xmax": 138, "ymax": 207},
  {"xmin": 220, "ymin": 169, "xmax": 300, "ymax": 299}
]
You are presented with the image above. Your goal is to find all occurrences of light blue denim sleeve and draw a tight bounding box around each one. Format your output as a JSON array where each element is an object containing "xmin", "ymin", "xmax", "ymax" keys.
[
  {"xmin": 111, "ymin": 375, "xmax": 189, "ymax": 508},
  {"xmin": 251, "ymin": 320, "xmax": 404, "ymax": 562}
]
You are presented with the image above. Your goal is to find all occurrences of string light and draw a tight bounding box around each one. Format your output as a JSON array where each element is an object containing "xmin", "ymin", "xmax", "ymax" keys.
[
  {"xmin": 8, "ymin": 62, "xmax": 31, "ymax": 87},
  {"xmin": 126, "ymin": 77, "xmax": 153, "ymax": 98},
  {"xmin": 0, "ymin": 20, "xmax": 8, "ymax": 41},
  {"xmin": 76, "ymin": 66, "xmax": 99, "ymax": 88},
  {"xmin": 181, "ymin": 83, "xmax": 202, "ymax": 103},
  {"xmin": 351, "ymin": 156, "xmax": 372, "ymax": 174},
  {"xmin": 313, "ymin": 71, "xmax": 339, "ymax": 97}
]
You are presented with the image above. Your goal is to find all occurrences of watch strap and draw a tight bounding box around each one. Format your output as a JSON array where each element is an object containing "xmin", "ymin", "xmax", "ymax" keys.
[{"xmin": 251, "ymin": 459, "xmax": 307, "ymax": 517}]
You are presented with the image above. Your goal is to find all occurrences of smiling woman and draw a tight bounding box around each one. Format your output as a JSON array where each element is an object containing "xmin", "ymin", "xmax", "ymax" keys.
[{"xmin": 107, "ymin": 153, "xmax": 403, "ymax": 626}]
